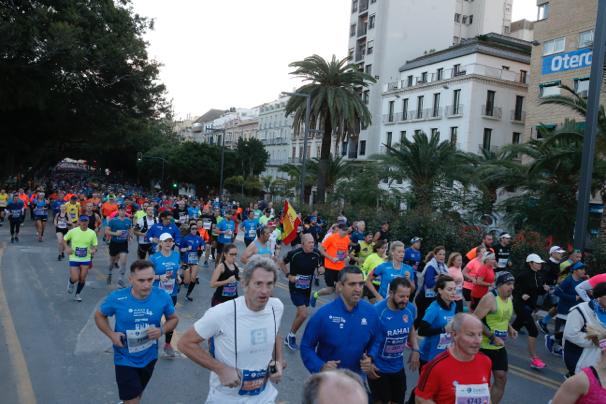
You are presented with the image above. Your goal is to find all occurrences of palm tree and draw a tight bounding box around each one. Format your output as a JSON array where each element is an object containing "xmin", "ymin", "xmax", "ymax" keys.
[
  {"xmin": 285, "ymin": 54, "xmax": 375, "ymax": 203},
  {"xmin": 305, "ymin": 155, "xmax": 352, "ymax": 194},
  {"xmin": 375, "ymin": 131, "xmax": 474, "ymax": 210}
]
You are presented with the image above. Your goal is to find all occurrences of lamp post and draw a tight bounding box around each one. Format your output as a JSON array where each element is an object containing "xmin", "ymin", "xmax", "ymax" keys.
[
  {"xmin": 283, "ymin": 91, "xmax": 311, "ymax": 206},
  {"xmin": 206, "ymin": 127, "xmax": 226, "ymax": 198},
  {"xmin": 573, "ymin": 0, "xmax": 606, "ymax": 251},
  {"xmin": 137, "ymin": 153, "xmax": 167, "ymax": 190}
]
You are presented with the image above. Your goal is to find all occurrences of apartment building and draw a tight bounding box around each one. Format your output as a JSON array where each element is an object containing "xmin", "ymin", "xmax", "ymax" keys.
[
  {"xmin": 380, "ymin": 34, "xmax": 530, "ymax": 156},
  {"xmin": 258, "ymin": 96, "xmax": 294, "ymax": 179},
  {"xmin": 347, "ymin": 0, "xmax": 513, "ymax": 159},
  {"xmin": 525, "ymin": 0, "xmax": 602, "ymax": 141},
  {"xmin": 195, "ymin": 108, "xmax": 259, "ymax": 148}
]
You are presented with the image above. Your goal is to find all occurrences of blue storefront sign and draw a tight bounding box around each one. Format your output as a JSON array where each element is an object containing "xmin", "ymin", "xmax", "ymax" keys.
[{"xmin": 542, "ymin": 48, "xmax": 592, "ymax": 75}]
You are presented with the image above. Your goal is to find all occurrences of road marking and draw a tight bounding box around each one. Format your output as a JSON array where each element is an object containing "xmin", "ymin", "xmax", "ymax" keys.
[
  {"xmin": 0, "ymin": 244, "xmax": 37, "ymax": 404},
  {"xmin": 509, "ymin": 364, "xmax": 560, "ymax": 390}
]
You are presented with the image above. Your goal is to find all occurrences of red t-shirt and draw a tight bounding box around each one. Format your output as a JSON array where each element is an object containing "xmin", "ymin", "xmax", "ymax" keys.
[
  {"xmin": 471, "ymin": 264, "xmax": 496, "ymax": 299},
  {"xmin": 416, "ymin": 349, "xmax": 492, "ymax": 403}
]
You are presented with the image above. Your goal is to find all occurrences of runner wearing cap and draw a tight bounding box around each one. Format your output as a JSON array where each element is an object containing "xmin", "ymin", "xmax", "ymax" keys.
[
  {"xmin": 311, "ymin": 223, "xmax": 351, "ymax": 307},
  {"xmin": 473, "ymin": 271, "xmax": 517, "ymax": 404},
  {"xmin": 105, "ymin": 205, "xmax": 133, "ymax": 288},
  {"xmin": 538, "ymin": 245, "xmax": 567, "ymax": 334},
  {"xmin": 404, "ymin": 236, "xmax": 423, "ymax": 273},
  {"xmin": 63, "ymin": 215, "xmax": 98, "ymax": 302},
  {"xmin": 493, "ymin": 233, "xmax": 512, "ymax": 270},
  {"xmin": 512, "ymin": 253, "xmax": 550, "ymax": 369}
]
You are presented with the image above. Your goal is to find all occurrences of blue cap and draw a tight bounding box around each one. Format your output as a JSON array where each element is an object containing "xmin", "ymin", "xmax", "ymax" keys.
[
  {"xmin": 571, "ymin": 262, "xmax": 587, "ymax": 271},
  {"xmin": 79, "ymin": 215, "xmax": 89, "ymax": 221}
]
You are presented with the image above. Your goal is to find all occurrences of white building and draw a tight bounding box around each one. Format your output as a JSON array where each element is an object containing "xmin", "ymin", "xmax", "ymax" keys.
[
  {"xmin": 257, "ymin": 96, "xmax": 294, "ymax": 179},
  {"xmin": 347, "ymin": 0, "xmax": 513, "ymax": 159},
  {"xmin": 198, "ymin": 107, "xmax": 259, "ymax": 148},
  {"xmin": 379, "ymin": 34, "xmax": 530, "ymax": 156}
]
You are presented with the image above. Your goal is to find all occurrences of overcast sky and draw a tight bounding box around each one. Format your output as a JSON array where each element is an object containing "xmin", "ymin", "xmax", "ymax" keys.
[{"xmin": 132, "ymin": 0, "xmax": 538, "ymax": 120}]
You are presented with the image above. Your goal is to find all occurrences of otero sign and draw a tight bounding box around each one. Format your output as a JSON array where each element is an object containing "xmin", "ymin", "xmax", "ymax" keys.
[{"xmin": 542, "ymin": 48, "xmax": 592, "ymax": 75}]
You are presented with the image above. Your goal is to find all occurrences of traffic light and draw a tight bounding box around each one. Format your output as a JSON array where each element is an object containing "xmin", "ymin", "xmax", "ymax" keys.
[
  {"xmin": 172, "ymin": 182, "xmax": 178, "ymax": 188},
  {"xmin": 136, "ymin": 152, "xmax": 143, "ymax": 162}
]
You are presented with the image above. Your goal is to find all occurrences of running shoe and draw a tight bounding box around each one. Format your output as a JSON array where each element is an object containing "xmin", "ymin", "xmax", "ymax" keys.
[
  {"xmin": 67, "ymin": 281, "xmax": 75, "ymax": 295},
  {"xmin": 530, "ymin": 357, "xmax": 546, "ymax": 369},
  {"xmin": 164, "ymin": 344, "xmax": 176, "ymax": 358},
  {"xmin": 106, "ymin": 273, "xmax": 112, "ymax": 285},
  {"xmin": 14, "ymin": 237, "xmax": 19, "ymax": 242},
  {"xmin": 74, "ymin": 294, "xmax": 82, "ymax": 302},
  {"xmin": 310, "ymin": 291, "xmax": 318, "ymax": 308},
  {"xmin": 552, "ymin": 344, "xmax": 564, "ymax": 357},
  {"xmin": 61, "ymin": 252, "xmax": 65, "ymax": 259},
  {"xmin": 545, "ymin": 335, "xmax": 554, "ymax": 353},
  {"xmin": 57, "ymin": 254, "xmax": 62, "ymax": 261},
  {"xmin": 284, "ymin": 335, "xmax": 298, "ymax": 351},
  {"xmin": 185, "ymin": 295, "xmax": 193, "ymax": 302},
  {"xmin": 536, "ymin": 319, "xmax": 549, "ymax": 334},
  {"xmin": 117, "ymin": 279, "xmax": 126, "ymax": 288},
  {"xmin": 10, "ymin": 237, "xmax": 14, "ymax": 243}
]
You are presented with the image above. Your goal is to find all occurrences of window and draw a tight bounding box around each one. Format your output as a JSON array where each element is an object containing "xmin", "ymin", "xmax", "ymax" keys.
[
  {"xmin": 388, "ymin": 100, "xmax": 394, "ymax": 122},
  {"xmin": 421, "ymin": 72, "xmax": 428, "ymax": 83},
  {"xmin": 369, "ymin": 14, "xmax": 376, "ymax": 29},
  {"xmin": 437, "ymin": 68, "xmax": 444, "ymax": 81},
  {"xmin": 416, "ymin": 96, "xmax": 424, "ymax": 119},
  {"xmin": 350, "ymin": 24, "xmax": 356, "ymax": 37},
  {"xmin": 485, "ymin": 90, "xmax": 495, "ymax": 115},
  {"xmin": 400, "ymin": 131, "xmax": 406, "ymax": 143},
  {"xmin": 579, "ymin": 30, "xmax": 594, "ymax": 48},
  {"xmin": 365, "ymin": 64, "xmax": 372, "ymax": 75},
  {"xmin": 432, "ymin": 93, "xmax": 440, "ymax": 117},
  {"xmin": 362, "ymin": 90, "xmax": 369, "ymax": 105},
  {"xmin": 450, "ymin": 127, "xmax": 458, "ymax": 144},
  {"xmin": 352, "ymin": 0, "xmax": 358, "ymax": 12},
  {"xmin": 468, "ymin": 15, "xmax": 473, "ymax": 24},
  {"xmin": 341, "ymin": 141, "xmax": 348, "ymax": 156},
  {"xmin": 543, "ymin": 37, "xmax": 565, "ymax": 55},
  {"xmin": 431, "ymin": 128, "xmax": 439, "ymax": 137},
  {"xmin": 540, "ymin": 81, "xmax": 561, "ymax": 97},
  {"xmin": 502, "ymin": 65, "xmax": 510, "ymax": 71},
  {"xmin": 407, "ymin": 75, "xmax": 414, "ymax": 87},
  {"xmin": 512, "ymin": 132, "xmax": 521, "ymax": 145},
  {"xmin": 402, "ymin": 98, "xmax": 409, "ymax": 120},
  {"xmin": 453, "ymin": 64, "xmax": 462, "ymax": 76},
  {"xmin": 483, "ymin": 128, "xmax": 492, "ymax": 151},
  {"xmin": 575, "ymin": 78, "xmax": 589, "ymax": 96},
  {"xmin": 414, "ymin": 130, "xmax": 422, "ymax": 136},
  {"xmin": 452, "ymin": 89, "xmax": 461, "ymax": 114},
  {"xmin": 367, "ymin": 40, "xmax": 374, "ymax": 54},
  {"xmin": 462, "ymin": 16, "xmax": 468, "ymax": 24},
  {"xmin": 386, "ymin": 132, "xmax": 392, "ymax": 147},
  {"xmin": 538, "ymin": 2, "xmax": 550, "ymax": 20},
  {"xmin": 520, "ymin": 70, "xmax": 528, "ymax": 83},
  {"xmin": 514, "ymin": 95, "xmax": 524, "ymax": 121},
  {"xmin": 348, "ymin": 48, "xmax": 354, "ymax": 60},
  {"xmin": 359, "ymin": 140, "xmax": 366, "ymax": 156},
  {"xmin": 291, "ymin": 147, "xmax": 296, "ymax": 159},
  {"xmin": 454, "ymin": 13, "xmax": 461, "ymax": 22}
]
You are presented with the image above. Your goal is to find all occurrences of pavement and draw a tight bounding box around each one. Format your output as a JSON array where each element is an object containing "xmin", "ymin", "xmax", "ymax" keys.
[{"xmin": 0, "ymin": 219, "xmax": 565, "ymax": 403}]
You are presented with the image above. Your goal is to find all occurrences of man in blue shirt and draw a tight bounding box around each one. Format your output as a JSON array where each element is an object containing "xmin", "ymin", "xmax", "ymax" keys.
[
  {"xmin": 6, "ymin": 194, "xmax": 25, "ymax": 243},
  {"xmin": 368, "ymin": 277, "xmax": 420, "ymax": 404},
  {"xmin": 300, "ymin": 266, "xmax": 380, "ymax": 377},
  {"xmin": 95, "ymin": 259, "xmax": 178, "ymax": 404},
  {"xmin": 241, "ymin": 210, "xmax": 259, "ymax": 247},
  {"xmin": 105, "ymin": 205, "xmax": 133, "ymax": 288},
  {"xmin": 404, "ymin": 236, "xmax": 423, "ymax": 272},
  {"xmin": 216, "ymin": 207, "xmax": 236, "ymax": 263},
  {"xmin": 146, "ymin": 211, "xmax": 181, "ymax": 253}
]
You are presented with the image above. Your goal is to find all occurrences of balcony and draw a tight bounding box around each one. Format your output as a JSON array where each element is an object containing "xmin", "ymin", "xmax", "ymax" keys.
[
  {"xmin": 511, "ymin": 110, "xmax": 526, "ymax": 124},
  {"xmin": 445, "ymin": 104, "xmax": 464, "ymax": 117},
  {"xmin": 398, "ymin": 111, "xmax": 409, "ymax": 122},
  {"xmin": 481, "ymin": 105, "xmax": 502, "ymax": 120},
  {"xmin": 383, "ymin": 113, "xmax": 398, "ymax": 124},
  {"xmin": 357, "ymin": 23, "xmax": 368, "ymax": 37},
  {"xmin": 359, "ymin": 0, "xmax": 369, "ymax": 13},
  {"xmin": 426, "ymin": 107, "xmax": 442, "ymax": 120}
]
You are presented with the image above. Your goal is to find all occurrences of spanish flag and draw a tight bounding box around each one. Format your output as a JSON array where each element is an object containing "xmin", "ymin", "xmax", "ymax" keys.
[{"xmin": 280, "ymin": 200, "xmax": 302, "ymax": 245}]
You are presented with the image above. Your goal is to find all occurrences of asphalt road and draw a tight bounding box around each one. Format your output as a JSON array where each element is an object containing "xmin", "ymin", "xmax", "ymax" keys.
[{"xmin": 0, "ymin": 219, "xmax": 564, "ymax": 404}]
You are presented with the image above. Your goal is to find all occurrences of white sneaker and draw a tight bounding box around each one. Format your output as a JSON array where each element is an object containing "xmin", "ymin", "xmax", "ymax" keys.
[
  {"xmin": 74, "ymin": 294, "xmax": 82, "ymax": 302},
  {"xmin": 67, "ymin": 281, "xmax": 75, "ymax": 294}
]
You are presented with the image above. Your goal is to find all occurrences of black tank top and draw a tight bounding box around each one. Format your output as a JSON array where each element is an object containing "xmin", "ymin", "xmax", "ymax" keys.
[{"xmin": 212, "ymin": 262, "xmax": 240, "ymax": 303}]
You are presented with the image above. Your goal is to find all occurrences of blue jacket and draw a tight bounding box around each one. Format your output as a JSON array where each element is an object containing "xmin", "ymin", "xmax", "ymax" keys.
[
  {"xmin": 555, "ymin": 275, "xmax": 583, "ymax": 316},
  {"xmin": 146, "ymin": 222, "xmax": 182, "ymax": 251},
  {"xmin": 300, "ymin": 296, "xmax": 380, "ymax": 375}
]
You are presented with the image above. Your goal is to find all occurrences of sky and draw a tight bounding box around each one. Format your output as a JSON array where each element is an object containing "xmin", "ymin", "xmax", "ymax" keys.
[{"xmin": 132, "ymin": 0, "xmax": 538, "ymax": 120}]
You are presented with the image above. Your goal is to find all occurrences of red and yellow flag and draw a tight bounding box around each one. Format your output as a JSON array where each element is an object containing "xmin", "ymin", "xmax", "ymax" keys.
[{"xmin": 280, "ymin": 199, "xmax": 302, "ymax": 245}]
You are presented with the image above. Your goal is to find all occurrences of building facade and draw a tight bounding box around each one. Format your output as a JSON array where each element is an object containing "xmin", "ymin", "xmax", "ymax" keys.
[
  {"xmin": 257, "ymin": 96, "xmax": 293, "ymax": 179},
  {"xmin": 348, "ymin": 0, "xmax": 513, "ymax": 159},
  {"xmin": 525, "ymin": 0, "xmax": 600, "ymax": 141},
  {"xmin": 380, "ymin": 34, "xmax": 530, "ymax": 156}
]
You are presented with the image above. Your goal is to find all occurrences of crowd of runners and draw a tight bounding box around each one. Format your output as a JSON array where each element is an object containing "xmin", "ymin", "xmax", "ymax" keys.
[{"xmin": 2, "ymin": 178, "xmax": 606, "ymax": 404}]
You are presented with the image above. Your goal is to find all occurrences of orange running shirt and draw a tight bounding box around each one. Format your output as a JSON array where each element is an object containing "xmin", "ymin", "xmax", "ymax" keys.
[{"xmin": 321, "ymin": 233, "xmax": 351, "ymax": 271}]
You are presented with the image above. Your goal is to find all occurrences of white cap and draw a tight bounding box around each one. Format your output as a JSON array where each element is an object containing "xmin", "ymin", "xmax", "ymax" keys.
[
  {"xmin": 159, "ymin": 233, "xmax": 174, "ymax": 241},
  {"xmin": 549, "ymin": 246, "xmax": 566, "ymax": 255},
  {"xmin": 526, "ymin": 253, "xmax": 545, "ymax": 263}
]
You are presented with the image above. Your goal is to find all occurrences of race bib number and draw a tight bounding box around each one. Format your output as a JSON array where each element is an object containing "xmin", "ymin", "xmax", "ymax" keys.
[
  {"xmin": 222, "ymin": 282, "xmax": 237, "ymax": 297},
  {"xmin": 187, "ymin": 252, "xmax": 199, "ymax": 265},
  {"xmin": 295, "ymin": 275, "xmax": 312, "ymax": 290},
  {"xmin": 203, "ymin": 220, "xmax": 212, "ymax": 230},
  {"xmin": 179, "ymin": 213, "xmax": 188, "ymax": 224},
  {"xmin": 238, "ymin": 369, "xmax": 268, "ymax": 396},
  {"xmin": 497, "ymin": 258, "xmax": 509, "ymax": 268},
  {"xmin": 69, "ymin": 212, "xmax": 77, "ymax": 220},
  {"xmin": 11, "ymin": 209, "xmax": 22, "ymax": 217},
  {"xmin": 494, "ymin": 329, "xmax": 508, "ymax": 341},
  {"xmin": 126, "ymin": 328, "xmax": 154, "ymax": 354},
  {"xmin": 248, "ymin": 229, "xmax": 256, "ymax": 238},
  {"xmin": 424, "ymin": 288, "xmax": 436, "ymax": 298},
  {"xmin": 455, "ymin": 383, "xmax": 490, "ymax": 404},
  {"xmin": 437, "ymin": 332, "xmax": 452, "ymax": 350},
  {"xmin": 57, "ymin": 219, "xmax": 67, "ymax": 229},
  {"xmin": 75, "ymin": 247, "xmax": 88, "ymax": 257},
  {"xmin": 336, "ymin": 250, "xmax": 346, "ymax": 260},
  {"xmin": 34, "ymin": 207, "xmax": 46, "ymax": 216},
  {"xmin": 159, "ymin": 277, "xmax": 175, "ymax": 294},
  {"xmin": 381, "ymin": 336, "xmax": 407, "ymax": 359}
]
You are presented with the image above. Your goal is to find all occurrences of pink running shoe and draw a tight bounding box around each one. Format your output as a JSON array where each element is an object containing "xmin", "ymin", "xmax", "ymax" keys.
[{"xmin": 530, "ymin": 357, "xmax": 546, "ymax": 369}]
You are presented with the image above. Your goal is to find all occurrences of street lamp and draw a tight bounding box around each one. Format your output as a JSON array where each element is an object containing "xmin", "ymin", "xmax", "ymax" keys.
[
  {"xmin": 137, "ymin": 152, "xmax": 167, "ymax": 190},
  {"xmin": 282, "ymin": 91, "xmax": 311, "ymax": 206},
  {"xmin": 206, "ymin": 126, "xmax": 226, "ymax": 197},
  {"xmin": 573, "ymin": 0, "xmax": 606, "ymax": 250}
]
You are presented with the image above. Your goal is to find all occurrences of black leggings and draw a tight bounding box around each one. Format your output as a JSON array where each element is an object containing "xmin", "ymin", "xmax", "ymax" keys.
[
  {"xmin": 512, "ymin": 302, "xmax": 538, "ymax": 338},
  {"xmin": 9, "ymin": 219, "xmax": 21, "ymax": 236},
  {"xmin": 564, "ymin": 340, "xmax": 583, "ymax": 376}
]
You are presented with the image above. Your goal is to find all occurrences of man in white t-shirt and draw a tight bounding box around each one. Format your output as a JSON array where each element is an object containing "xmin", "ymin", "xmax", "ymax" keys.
[{"xmin": 179, "ymin": 255, "xmax": 285, "ymax": 403}]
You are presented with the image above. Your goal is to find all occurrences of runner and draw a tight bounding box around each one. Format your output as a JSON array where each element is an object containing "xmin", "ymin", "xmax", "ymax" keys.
[
  {"xmin": 278, "ymin": 234, "xmax": 323, "ymax": 351},
  {"xmin": 470, "ymin": 252, "xmax": 497, "ymax": 310},
  {"xmin": 134, "ymin": 206, "xmax": 157, "ymax": 260},
  {"xmin": 210, "ymin": 244, "xmax": 240, "ymax": 307},
  {"xmin": 473, "ymin": 271, "xmax": 517, "ymax": 404},
  {"xmin": 54, "ymin": 204, "xmax": 69, "ymax": 260},
  {"xmin": 215, "ymin": 207, "xmax": 236, "ymax": 265},
  {"xmin": 367, "ymin": 277, "xmax": 420, "ymax": 404},
  {"xmin": 414, "ymin": 313, "xmax": 492, "ymax": 404},
  {"xmin": 351, "ymin": 231, "xmax": 374, "ymax": 266},
  {"xmin": 31, "ymin": 191, "xmax": 49, "ymax": 242},
  {"xmin": 105, "ymin": 205, "xmax": 133, "ymax": 287},
  {"xmin": 493, "ymin": 233, "xmax": 513, "ymax": 270},
  {"xmin": 361, "ymin": 240, "xmax": 388, "ymax": 303},
  {"xmin": 178, "ymin": 256, "xmax": 284, "ymax": 404},
  {"xmin": 404, "ymin": 236, "xmax": 423, "ymax": 273},
  {"xmin": 65, "ymin": 195, "xmax": 81, "ymax": 227},
  {"xmin": 6, "ymin": 194, "xmax": 25, "ymax": 243},
  {"xmin": 311, "ymin": 223, "xmax": 351, "ymax": 307},
  {"xmin": 179, "ymin": 223, "xmax": 205, "ymax": 301},
  {"xmin": 447, "ymin": 252, "xmax": 465, "ymax": 312},
  {"xmin": 576, "ymin": 273, "xmax": 606, "ymax": 302},
  {"xmin": 94, "ymin": 259, "xmax": 179, "ymax": 404},
  {"xmin": 83, "ymin": 202, "xmax": 102, "ymax": 234},
  {"xmin": 241, "ymin": 210, "xmax": 259, "ymax": 247},
  {"xmin": 146, "ymin": 211, "xmax": 181, "ymax": 253},
  {"xmin": 415, "ymin": 246, "xmax": 449, "ymax": 327},
  {"xmin": 63, "ymin": 215, "xmax": 98, "ymax": 302},
  {"xmin": 462, "ymin": 245, "xmax": 487, "ymax": 307},
  {"xmin": 559, "ymin": 249, "xmax": 582, "ymax": 282},
  {"xmin": 538, "ymin": 245, "xmax": 567, "ymax": 334},
  {"xmin": 0, "ymin": 188, "xmax": 8, "ymax": 225},
  {"xmin": 373, "ymin": 221, "xmax": 390, "ymax": 244},
  {"xmin": 149, "ymin": 233, "xmax": 182, "ymax": 358},
  {"xmin": 465, "ymin": 233, "xmax": 495, "ymax": 261},
  {"xmin": 240, "ymin": 225, "xmax": 272, "ymax": 264},
  {"xmin": 366, "ymin": 240, "xmax": 415, "ymax": 301}
]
